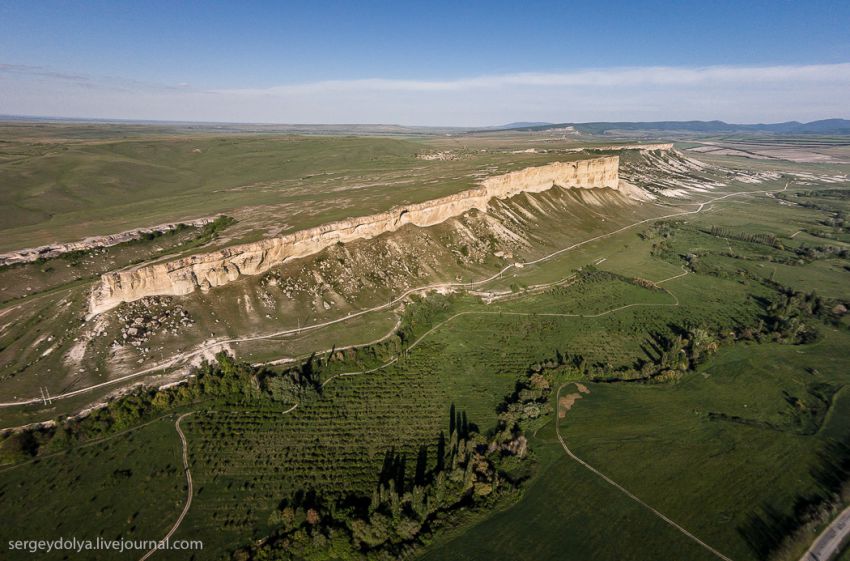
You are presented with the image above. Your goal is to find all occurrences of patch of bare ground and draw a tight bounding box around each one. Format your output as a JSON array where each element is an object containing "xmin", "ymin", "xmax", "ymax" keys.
[
  {"xmin": 558, "ymin": 393, "xmax": 583, "ymax": 418},
  {"xmin": 558, "ymin": 383, "xmax": 592, "ymax": 418}
]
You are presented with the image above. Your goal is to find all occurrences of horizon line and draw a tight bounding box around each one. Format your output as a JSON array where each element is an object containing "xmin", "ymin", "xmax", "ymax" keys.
[{"xmin": 2, "ymin": 113, "xmax": 848, "ymax": 130}]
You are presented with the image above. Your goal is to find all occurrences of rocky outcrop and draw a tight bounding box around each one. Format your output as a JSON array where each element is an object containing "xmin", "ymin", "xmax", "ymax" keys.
[
  {"xmin": 587, "ymin": 143, "xmax": 674, "ymax": 152},
  {"xmin": 0, "ymin": 217, "xmax": 217, "ymax": 267},
  {"xmin": 87, "ymin": 157, "xmax": 620, "ymax": 317}
]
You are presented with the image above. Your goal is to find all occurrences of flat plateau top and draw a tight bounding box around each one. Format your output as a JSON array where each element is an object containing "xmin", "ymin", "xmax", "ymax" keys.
[{"xmin": 0, "ymin": 127, "xmax": 614, "ymax": 253}]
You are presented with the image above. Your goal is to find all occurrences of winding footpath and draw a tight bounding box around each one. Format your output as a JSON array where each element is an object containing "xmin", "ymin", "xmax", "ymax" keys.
[
  {"xmin": 0, "ymin": 183, "xmax": 789, "ymax": 410},
  {"xmin": 139, "ymin": 412, "xmax": 195, "ymax": 561},
  {"xmin": 265, "ymin": 265, "xmax": 687, "ymax": 373},
  {"xmin": 555, "ymin": 383, "xmax": 735, "ymax": 561},
  {"xmin": 322, "ymin": 267, "xmax": 686, "ymax": 386},
  {"xmin": 138, "ymin": 404, "xmax": 296, "ymax": 560}
]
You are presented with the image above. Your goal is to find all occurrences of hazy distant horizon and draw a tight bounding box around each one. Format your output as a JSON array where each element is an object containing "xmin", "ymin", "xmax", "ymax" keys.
[
  {"xmin": 2, "ymin": 112, "xmax": 849, "ymax": 131},
  {"xmin": 2, "ymin": 1, "xmax": 850, "ymax": 126}
]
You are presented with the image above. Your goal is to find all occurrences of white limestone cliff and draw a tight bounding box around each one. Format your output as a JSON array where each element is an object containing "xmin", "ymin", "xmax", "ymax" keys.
[{"xmin": 88, "ymin": 156, "xmax": 621, "ymax": 317}]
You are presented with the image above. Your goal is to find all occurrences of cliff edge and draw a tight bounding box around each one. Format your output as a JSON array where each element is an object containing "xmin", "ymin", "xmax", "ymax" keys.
[{"xmin": 88, "ymin": 156, "xmax": 621, "ymax": 317}]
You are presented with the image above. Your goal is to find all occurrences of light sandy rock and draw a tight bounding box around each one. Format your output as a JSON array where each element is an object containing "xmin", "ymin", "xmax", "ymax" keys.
[
  {"xmin": 588, "ymin": 143, "xmax": 674, "ymax": 151},
  {"xmin": 88, "ymin": 157, "xmax": 621, "ymax": 317},
  {"xmin": 0, "ymin": 217, "xmax": 217, "ymax": 267}
]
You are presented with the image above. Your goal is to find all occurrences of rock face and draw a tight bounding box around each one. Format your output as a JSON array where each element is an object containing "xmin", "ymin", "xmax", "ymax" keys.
[
  {"xmin": 588, "ymin": 143, "xmax": 674, "ymax": 152},
  {"xmin": 0, "ymin": 217, "xmax": 217, "ymax": 267},
  {"xmin": 88, "ymin": 156, "xmax": 620, "ymax": 317}
]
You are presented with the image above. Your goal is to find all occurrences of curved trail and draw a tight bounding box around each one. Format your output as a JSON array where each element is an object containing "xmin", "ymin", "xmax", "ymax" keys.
[
  {"xmin": 138, "ymin": 412, "xmax": 194, "ymax": 561},
  {"xmin": 0, "ymin": 184, "xmax": 787, "ymax": 409},
  {"xmin": 322, "ymin": 270, "xmax": 686, "ymax": 386},
  {"xmin": 4, "ymin": 271, "xmax": 696, "ymax": 561},
  {"xmin": 140, "ymin": 273, "xmax": 691, "ymax": 560},
  {"xmin": 138, "ymin": 404, "xmax": 296, "ymax": 560},
  {"xmin": 262, "ymin": 264, "xmax": 688, "ymax": 372},
  {"xmin": 554, "ymin": 383, "xmax": 734, "ymax": 561}
]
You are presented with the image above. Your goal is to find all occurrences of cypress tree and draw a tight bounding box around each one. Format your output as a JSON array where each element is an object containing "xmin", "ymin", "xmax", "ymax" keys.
[
  {"xmin": 461, "ymin": 411, "xmax": 469, "ymax": 439},
  {"xmin": 436, "ymin": 431, "xmax": 446, "ymax": 472},
  {"xmin": 415, "ymin": 445, "xmax": 428, "ymax": 486},
  {"xmin": 395, "ymin": 454, "xmax": 406, "ymax": 495}
]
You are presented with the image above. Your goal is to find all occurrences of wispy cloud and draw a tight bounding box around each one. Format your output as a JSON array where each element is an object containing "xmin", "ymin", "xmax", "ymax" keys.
[
  {"xmin": 0, "ymin": 63, "xmax": 190, "ymax": 93},
  {"xmin": 2, "ymin": 62, "xmax": 849, "ymax": 125},
  {"xmin": 218, "ymin": 63, "xmax": 850, "ymax": 96},
  {"xmin": 0, "ymin": 63, "xmax": 93, "ymax": 84}
]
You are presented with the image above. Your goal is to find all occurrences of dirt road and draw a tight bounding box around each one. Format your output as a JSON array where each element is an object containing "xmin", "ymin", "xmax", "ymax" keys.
[{"xmin": 554, "ymin": 383, "xmax": 735, "ymax": 561}]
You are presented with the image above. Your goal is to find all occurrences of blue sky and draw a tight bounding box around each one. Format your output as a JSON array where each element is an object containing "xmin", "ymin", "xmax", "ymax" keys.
[{"xmin": 1, "ymin": 0, "xmax": 849, "ymax": 125}]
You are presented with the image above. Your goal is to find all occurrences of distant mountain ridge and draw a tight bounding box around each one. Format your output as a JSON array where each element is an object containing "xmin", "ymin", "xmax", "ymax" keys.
[
  {"xmin": 3, "ymin": 114, "xmax": 849, "ymax": 135},
  {"xmin": 489, "ymin": 121, "xmax": 553, "ymax": 130},
  {"xmin": 510, "ymin": 119, "xmax": 850, "ymax": 135}
]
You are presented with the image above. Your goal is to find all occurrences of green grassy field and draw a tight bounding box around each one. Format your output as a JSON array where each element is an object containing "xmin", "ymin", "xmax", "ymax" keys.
[
  {"xmin": 421, "ymin": 330, "xmax": 850, "ymax": 561},
  {"xmin": 420, "ymin": 432, "xmax": 721, "ymax": 561},
  {"xmin": 0, "ymin": 415, "xmax": 185, "ymax": 553}
]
